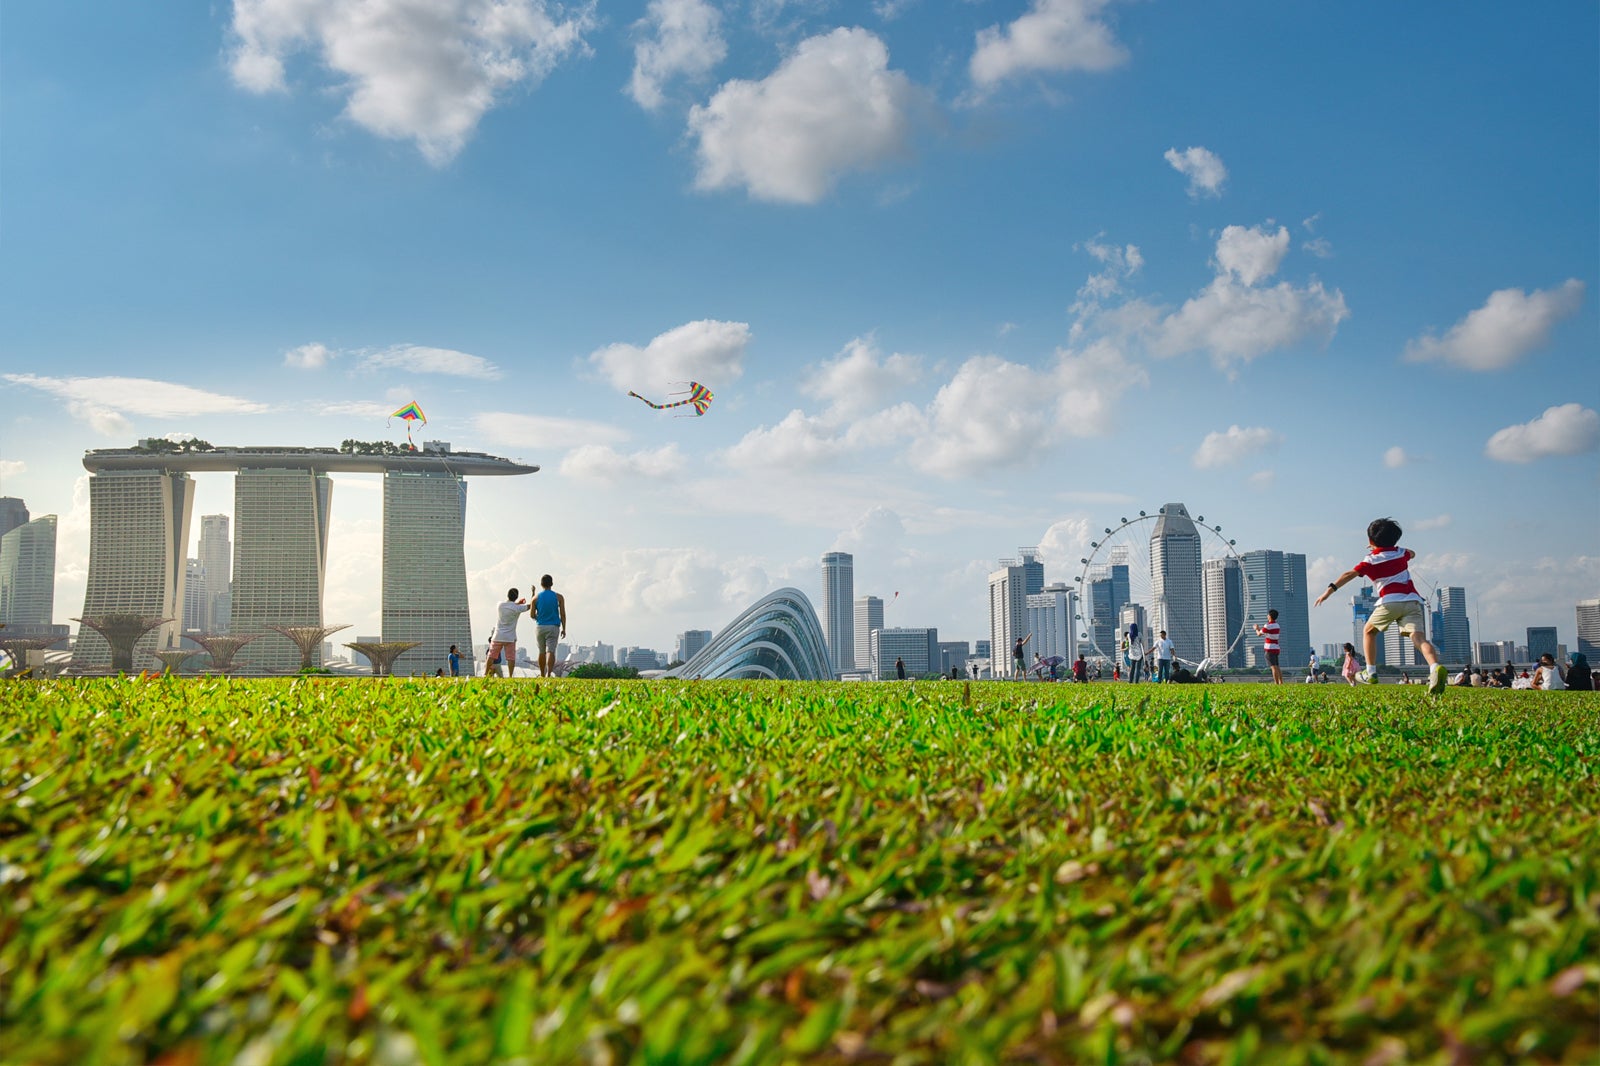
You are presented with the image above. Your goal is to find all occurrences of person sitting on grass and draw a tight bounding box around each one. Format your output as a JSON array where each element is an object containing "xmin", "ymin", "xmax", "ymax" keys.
[{"xmin": 1314, "ymin": 517, "xmax": 1448, "ymax": 695}]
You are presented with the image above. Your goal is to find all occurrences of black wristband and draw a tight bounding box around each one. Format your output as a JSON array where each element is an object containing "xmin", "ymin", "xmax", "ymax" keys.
[{"xmin": 1327, "ymin": 582, "xmax": 1337, "ymax": 590}]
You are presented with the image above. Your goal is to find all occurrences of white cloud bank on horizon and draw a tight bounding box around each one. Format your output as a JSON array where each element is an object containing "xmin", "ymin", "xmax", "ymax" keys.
[
  {"xmin": 1192, "ymin": 424, "xmax": 1282, "ymax": 468},
  {"xmin": 969, "ymin": 0, "xmax": 1128, "ymax": 92},
  {"xmin": 559, "ymin": 443, "xmax": 686, "ymax": 482},
  {"xmin": 1403, "ymin": 279, "xmax": 1584, "ymax": 371},
  {"xmin": 688, "ymin": 28, "xmax": 920, "ymax": 204},
  {"xmin": 226, "ymin": 0, "xmax": 593, "ymax": 164},
  {"xmin": 1164, "ymin": 146, "xmax": 1227, "ymax": 198},
  {"xmin": 629, "ymin": 0, "xmax": 725, "ymax": 110},
  {"xmin": 587, "ymin": 319, "xmax": 750, "ymax": 393},
  {"xmin": 1484, "ymin": 403, "xmax": 1600, "ymax": 463},
  {"xmin": 3, "ymin": 374, "xmax": 268, "ymax": 436}
]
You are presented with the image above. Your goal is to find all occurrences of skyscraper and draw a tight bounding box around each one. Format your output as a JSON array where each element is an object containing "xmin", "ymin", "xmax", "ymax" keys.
[
  {"xmin": 382, "ymin": 469, "xmax": 471, "ymax": 673},
  {"xmin": 1202, "ymin": 556, "xmax": 1245, "ymax": 668},
  {"xmin": 1351, "ymin": 585, "xmax": 1381, "ymax": 665},
  {"xmin": 232, "ymin": 467, "xmax": 332, "ymax": 673},
  {"xmin": 1025, "ymin": 583, "xmax": 1076, "ymax": 667},
  {"xmin": 988, "ymin": 549, "xmax": 1042, "ymax": 679},
  {"xmin": 1578, "ymin": 598, "xmax": 1600, "ymax": 658},
  {"xmin": 1150, "ymin": 504, "xmax": 1205, "ymax": 662},
  {"xmin": 73, "ymin": 469, "xmax": 196, "ymax": 671},
  {"xmin": 0, "ymin": 497, "xmax": 29, "ymax": 541},
  {"xmin": 820, "ymin": 551, "xmax": 854, "ymax": 674},
  {"xmin": 1240, "ymin": 549, "xmax": 1309, "ymax": 670},
  {"xmin": 182, "ymin": 558, "xmax": 206, "ymax": 635},
  {"xmin": 1526, "ymin": 626, "xmax": 1558, "ymax": 662},
  {"xmin": 1431, "ymin": 587, "xmax": 1471, "ymax": 664},
  {"xmin": 1087, "ymin": 552, "xmax": 1130, "ymax": 659},
  {"xmin": 854, "ymin": 595, "xmax": 883, "ymax": 675},
  {"xmin": 675, "ymin": 629, "xmax": 712, "ymax": 663},
  {"xmin": 198, "ymin": 514, "xmax": 231, "ymax": 633},
  {"xmin": 871, "ymin": 627, "xmax": 939, "ymax": 679},
  {"xmin": 0, "ymin": 514, "xmax": 58, "ymax": 633}
]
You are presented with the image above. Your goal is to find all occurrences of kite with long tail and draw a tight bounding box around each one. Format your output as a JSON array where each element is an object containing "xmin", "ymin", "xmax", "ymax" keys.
[
  {"xmin": 388, "ymin": 401, "xmax": 426, "ymax": 447},
  {"xmin": 628, "ymin": 381, "xmax": 714, "ymax": 417}
]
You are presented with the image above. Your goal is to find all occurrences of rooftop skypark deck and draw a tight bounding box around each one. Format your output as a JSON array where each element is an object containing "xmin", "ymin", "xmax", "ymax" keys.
[{"xmin": 82, "ymin": 440, "xmax": 538, "ymax": 476}]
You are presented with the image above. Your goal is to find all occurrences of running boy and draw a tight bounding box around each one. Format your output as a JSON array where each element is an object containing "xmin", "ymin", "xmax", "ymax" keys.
[{"xmin": 1314, "ymin": 517, "xmax": 1447, "ymax": 694}]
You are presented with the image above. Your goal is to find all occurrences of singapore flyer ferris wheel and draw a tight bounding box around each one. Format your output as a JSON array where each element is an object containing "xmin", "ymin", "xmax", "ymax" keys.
[{"xmin": 1073, "ymin": 503, "xmax": 1248, "ymax": 671}]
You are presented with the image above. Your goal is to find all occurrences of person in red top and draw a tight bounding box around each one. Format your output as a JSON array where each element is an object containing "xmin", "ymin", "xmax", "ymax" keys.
[
  {"xmin": 1314, "ymin": 516, "xmax": 1447, "ymax": 694},
  {"xmin": 1255, "ymin": 608, "xmax": 1284, "ymax": 684}
]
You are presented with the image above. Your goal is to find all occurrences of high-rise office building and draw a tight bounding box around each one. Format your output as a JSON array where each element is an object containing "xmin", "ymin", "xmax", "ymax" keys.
[
  {"xmin": 1577, "ymin": 599, "xmax": 1600, "ymax": 659},
  {"xmin": 1025, "ymin": 583, "xmax": 1076, "ymax": 667},
  {"xmin": 1086, "ymin": 551, "xmax": 1130, "ymax": 659},
  {"xmin": 820, "ymin": 552, "xmax": 854, "ymax": 674},
  {"xmin": 854, "ymin": 595, "xmax": 883, "ymax": 675},
  {"xmin": 870, "ymin": 626, "xmax": 938, "ymax": 679},
  {"xmin": 988, "ymin": 550, "xmax": 1042, "ymax": 679},
  {"xmin": 1240, "ymin": 549, "xmax": 1309, "ymax": 670},
  {"xmin": 73, "ymin": 469, "xmax": 196, "ymax": 671},
  {"xmin": 198, "ymin": 514, "xmax": 231, "ymax": 633},
  {"xmin": 1202, "ymin": 556, "xmax": 1245, "ymax": 668},
  {"xmin": 1149, "ymin": 504, "xmax": 1205, "ymax": 662},
  {"xmin": 1431, "ymin": 587, "xmax": 1471, "ymax": 664},
  {"xmin": 0, "ymin": 514, "xmax": 58, "ymax": 633},
  {"xmin": 381, "ymin": 470, "xmax": 471, "ymax": 675},
  {"xmin": 937, "ymin": 640, "xmax": 971, "ymax": 676},
  {"xmin": 1384, "ymin": 623, "xmax": 1427, "ymax": 669},
  {"xmin": 1525, "ymin": 626, "xmax": 1558, "ymax": 662},
  {"xmin": 0, "ymin": 497, "xmax": 29, "ymax": 541},
  {"xmin": 181, "ymin": 558, "xmax": 207, "ymax": 635},
  {"xmin": 232, "ymin": 467, "xmax": 333, "ymax": 673},
  {"xmin": 676, "ymin": 629, "xmax": 712, "ymax": 663},
  {"xmin": 1474, "ymin": 640, "xmax": 1516, "ymax": 666},
  {"xmin": 1350, "ymin": 585, "xmax": 1381, "ymax": 665}
]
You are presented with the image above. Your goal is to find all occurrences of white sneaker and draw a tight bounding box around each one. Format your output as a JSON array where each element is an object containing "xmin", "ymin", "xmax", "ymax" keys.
[{"xmin": 1357, "ymin": 668, "xmax": 1378, "ymax": 685}]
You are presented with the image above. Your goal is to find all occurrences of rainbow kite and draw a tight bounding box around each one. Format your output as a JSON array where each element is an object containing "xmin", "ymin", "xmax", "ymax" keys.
[
  {"xmin": 389, "ymin": 401, "xmax": 427, "ymax": 446},
  {"xmin": 628, "ymin": 381, "xmax": 714, "ymax": 418}
]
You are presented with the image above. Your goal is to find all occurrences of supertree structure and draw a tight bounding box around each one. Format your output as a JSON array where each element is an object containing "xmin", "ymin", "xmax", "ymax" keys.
[
  {"xmin": 149, "ymin": 649, "xmax": 204, "ymax": 676},
  {"xmin": 72, "ymin": 615, "xmax": 171, "ymax": 675},
  {"xmin": 0, "ymin": 634, "xmax": 68, "ymax": 678},
  {"xmin": 345, "ymin": 641, "xmax": 421, "ymax": 677},
  {"xmin": 188, "ymin": 633, "xmax": 261, "ymax": 675},
  {"xmin": 267, "ymin": 624, "xmax": 352, "ymax": 672}
]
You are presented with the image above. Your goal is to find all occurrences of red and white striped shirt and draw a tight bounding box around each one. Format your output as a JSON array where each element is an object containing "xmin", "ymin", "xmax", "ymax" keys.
[
  {"xmin": 1354, "ymin": 546, "xmax": 1424, "ymax": 605},
  {"xmin": 1259, "ymin": 621, "xmax": 1280, "ymax": 652}
]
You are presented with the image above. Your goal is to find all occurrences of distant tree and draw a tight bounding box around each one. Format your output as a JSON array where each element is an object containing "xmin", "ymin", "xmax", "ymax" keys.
[{"xmin": 567, "ymin": 663, "xmax": 640, "ymax": 680}]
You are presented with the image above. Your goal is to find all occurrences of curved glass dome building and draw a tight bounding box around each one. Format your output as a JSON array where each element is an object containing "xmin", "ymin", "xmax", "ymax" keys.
[{"xmin": 665, "ymin": 587, "xmax": 835, "ymax": 680}]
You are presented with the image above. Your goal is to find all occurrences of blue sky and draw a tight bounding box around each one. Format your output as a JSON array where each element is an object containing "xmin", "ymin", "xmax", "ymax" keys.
[{"xmin": 2, "ymin": 0, "xmax": 1595, "ymax": 660}]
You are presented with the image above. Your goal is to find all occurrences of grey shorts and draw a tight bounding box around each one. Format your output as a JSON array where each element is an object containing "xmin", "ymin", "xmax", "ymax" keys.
[{"xmin": 536, "ymin": 625, "xmax": 560, "ymax": 655}]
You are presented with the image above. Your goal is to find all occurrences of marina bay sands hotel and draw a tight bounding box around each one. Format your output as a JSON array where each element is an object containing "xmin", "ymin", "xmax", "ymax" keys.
[{"xmin": 75, "ymin": 441, "xmax": 537, "ymax": 673}]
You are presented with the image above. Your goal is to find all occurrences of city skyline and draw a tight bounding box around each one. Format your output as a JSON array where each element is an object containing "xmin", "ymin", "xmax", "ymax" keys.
[{"xmin": 1, "ymin": 4, "xmax": 1595, "ymax": 660}]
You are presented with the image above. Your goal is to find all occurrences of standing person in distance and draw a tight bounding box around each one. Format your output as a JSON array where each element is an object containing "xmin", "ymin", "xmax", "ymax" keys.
[
  {"xmin": 1255, "ymin": 609, "xmax": 1284, "ymax": 684},
  {"xmin": 1340, "ymin": 642, "xmax": 1361, "ymax": 686},
  {"xmin": 1153, "ymin": 630, "xmax": 1176, "ymax": 684},
  {"xmin": 488, "ymin": 589, "xmax": 528, "ymax": 677},
  {"xmin": 1315, "ymin": 516, "xmax": 1448, "ymax": 695},
  {"xmin": 532, "ymin": 573, "xmax": 567, "ymax": 678},
  {"xmin": 1012, "ymin": 633, "xmax": 1030, "ymax": 679},
  {"xmin": 448, "ymin": 644, "xmax": 461, "ymax": 677},
  {"xmin": 1306, "ymin": 648, "xmax": 1320, "ymax": 683},
  {"xmin": 895, "ymin": 656, "xmax": 906, "ymax": 680}
]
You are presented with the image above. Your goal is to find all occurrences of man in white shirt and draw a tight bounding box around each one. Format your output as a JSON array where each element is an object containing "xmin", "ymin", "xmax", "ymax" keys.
[
  {"xmin": 487, "ymin": 588, "xmax": 528, "ymax": 677},
  {"xmin": 1307, "ymin": 650, "xmax": 1320, "ymax": 682},
  {"xmin": 1154, "ymin": 630, "xmax": 1176, "ymax": 683}
]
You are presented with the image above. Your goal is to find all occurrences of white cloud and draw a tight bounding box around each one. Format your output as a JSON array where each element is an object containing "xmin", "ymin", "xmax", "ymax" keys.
[
  {"xmin": 285, "ymin": 342, "xmax": 335, "ymax": 369},
  {"xmin": 1484, "ymin": 403, "xmax": 1600, "ymax": 463},
  {"xmin": 1213, "ymin": 224, "xmax": 1289, "ymax": 286},
  {"xmin": 1302, "ymin": 237, "xmax": 1333, "ymax": 259},
  {"xmin": 572, "ymin": 547, "xmax": 771, "ymax": 617},
  {"xmin": 909, "ymin": 355, "xmax": 1057, "ymax": 477},
  {"xmin": 471, "ymin": 412, "xmax": 627, "ymax": 450},
  {"xmin": 1151, "ymin": 275, "xmax": 1349, "ymax": 369},
  {"xmin": 969, "ymin": 0, "xmax": 1128, "ymax": 91},
  {"xmin": 3, "ymin": 374, "xmax": 268, "ymax": 435},
  {"xmin": 226, "ymin": 0, "xmax": 593, "ymax": 164},
  {"xmin": 688, "ymin": 28, "xmax": 920, "ymax": 204},
  {"xmin": 1413, "ymin": 514, "xmax": 1452, "ymax": 531},
  {"xmin": 1163, "ymin": 146, "xmax": 1226, "ymax": 198},
  {"xmin": 629, "ymin": 0, "xmax": 726, "ymax": 110},
  {"xmin": 316, "ymin": 400, "xmax": 397, "ymax": 419},
  {"xmin": 1071, "ymin": 236, "xmax": 1143, "ymax": 316},
  {"xmin": 1403, "ymin": 279, "xmax": 1585, "ymax": 371},
  {"xmin": 1383, "ymin": 445, "xmax": 1412, "ymax": 468},
  {"xmin": 1035, "ymin": 516, "xmax": 1093, "ymax": 575},
  {"xmin": 588, "ymin": 319, "xmax": 750, "ymax": 393},
  {"xmin": 1192, "ymin": 424, "xmax": 1282, "ymax": 468},
  {"xmin": 1248, "ymin": 469, "xmax": 1276, "ymax": 490},
  {"xmin": 801, "ymin": 336, "xmax": 923, "ymax": 418},
  {"xmin": 356, "ymin": 345, "xmax": 503, "ymax": 380},
  {"xmin": 0, "ymin": 459, "xmax": 26, "ymax": 481},
  {"xmin": 558, "ymin": 443, "xmax": 685, "ymax": 482}
]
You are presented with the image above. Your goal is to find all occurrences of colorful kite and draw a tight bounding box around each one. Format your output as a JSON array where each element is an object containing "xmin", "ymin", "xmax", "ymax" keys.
[
  {"xmin": 628, "ymin": 381, "xmax": 714, "ymax": 418},
  {"xmin": 388, "ymin": 401, "xmax": 427, "ymax": 446}
]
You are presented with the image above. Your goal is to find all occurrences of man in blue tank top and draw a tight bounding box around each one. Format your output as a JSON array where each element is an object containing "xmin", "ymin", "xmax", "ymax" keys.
[{"xmin": 532, "ymin": 573, "xmax": 567, "ymax": 677}]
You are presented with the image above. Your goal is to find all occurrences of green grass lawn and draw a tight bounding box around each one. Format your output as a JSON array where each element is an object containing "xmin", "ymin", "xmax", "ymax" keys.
[{"xmin": 1, "ymin": 678, "xmax": 1595, "ymax": 1064}]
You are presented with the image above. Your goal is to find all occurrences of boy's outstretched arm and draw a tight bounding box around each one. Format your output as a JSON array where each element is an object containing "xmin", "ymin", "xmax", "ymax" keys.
[{"xmin": 1315, "ymin": 569, "xmax": 1361, "ymax": 606}]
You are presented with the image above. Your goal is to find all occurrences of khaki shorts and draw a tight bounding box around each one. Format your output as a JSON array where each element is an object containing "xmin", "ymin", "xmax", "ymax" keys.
[
  {"xmin": 1367, "ymin": 600, "xmax": 1424, "ymax": 635},
  {"xmin": 536, "ymin": 625, "xmax": 560, "ymax": 655}
]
